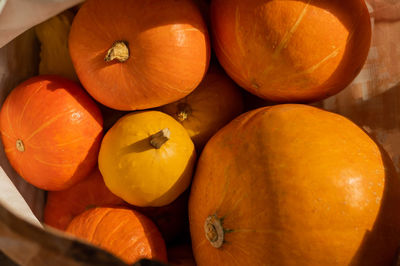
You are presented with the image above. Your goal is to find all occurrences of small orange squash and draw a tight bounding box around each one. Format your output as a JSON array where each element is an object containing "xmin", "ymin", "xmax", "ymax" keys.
[
  {"xmin": 0, "ymin": 75, "xmax": 103, "ymax": 191},
  {"xmin": 211, "ymin": 0, "xmax": 371, "ymax": 102},
  {"xmin": 160, "ymin": 65, "xmax": 243, "ymax": 150},
  {"xmin": 44, "ymin": 168, "xmax": 125, "ymax": 230},
  {"xmin": 69, "ymin": 0, "xmax": 210, "ymax": 111},
  {"xmin": 66, "ymin": 207, "xmax": 167, "ymax": 264},
  {"xmin": 189, "ymin": 104, "xmax": 400, "ymax": 265}
]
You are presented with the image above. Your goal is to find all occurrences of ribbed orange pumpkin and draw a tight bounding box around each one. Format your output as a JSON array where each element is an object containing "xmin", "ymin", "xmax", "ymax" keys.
[
  {"xmin": 160, "ymin": 65, "xmax": 243, "ymax": 150},
  {"xmin": 0, "ymin": 75, "xmax": 103, "ymax": 191},
  {"xmin": 211, "ymin": 0, "xmax": 371, "ymax": 102},
  {"xmin": 66, "ymin": 207, "xmax": 168, "ymax": 264},
  {"xmin": 44, "ymin": 168, "xmax": 125, "ymax": 230},
  {"xmin": 189, "ymin": 104, "xmax": 400, "ymax": 265},
  {"xmin": 69, "ymin": 0, "xmax": 210, "ymax": 111}
]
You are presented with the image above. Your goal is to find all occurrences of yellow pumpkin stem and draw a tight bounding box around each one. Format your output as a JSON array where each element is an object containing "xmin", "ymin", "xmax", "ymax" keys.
[
  {"xmin": 204, "ymin": 215, "xmax": 224, "ymax": 248},
  {"xmin": 104, "ymin": 41, "xmax": 130, "ymax": 62},
  {"xmin": 176, "ymin": 103, "xmax": 192, "ymax": 122},
  {"xmin": 16, "ymin": 139, "xmax": 25, "ymax": 152},
  {"xmin": 150, "ymin": 128, "xmax": 170, "ymax": 149}
]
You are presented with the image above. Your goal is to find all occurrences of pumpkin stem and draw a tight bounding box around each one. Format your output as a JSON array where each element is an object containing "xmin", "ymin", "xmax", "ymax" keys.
[
  {"xmin": 204, "ymin": 215, "xmax": 224, "ymax": 248},
  {"xmin": 104, "ymin": 41, "xmax": 130, "ymax": 62},
  {"xmin": 176, "ymin": 103, "xmax": 192, "ymax": 122},
  {"xmin": 16, "ymin": 139, "xmax": 25, "ymax": 152},
  {"xmin": 150, "ymin": 128, "xmax": 170, "ymax": 149}
]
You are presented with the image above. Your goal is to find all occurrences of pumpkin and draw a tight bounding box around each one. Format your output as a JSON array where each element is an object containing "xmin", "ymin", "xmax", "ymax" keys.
[
  {"xmin": 189, "ymin": 104, "xmax": 400, "ymax": 265},
  {"xmin": 211, "ymin": 0, "xmax": 371, "ymax": 102},
  {"xmin": 0, "ymin": 75, "xmax": 103, "ymax": 191},
  {"xmin": 44, "ymin": 167, "xmax": 125, "ymax": 230},
  {"xmin": 35, "ymin": 11, "xmax": 78, "ymax": 81},
  {"xmin": 98, "ymin": 111, "xmax": 196, "ymax": 207},
  {"xmin": 66, "ymin": 207, "xmax": 167, "ymax": 264},
  {"xmin": 160, "ymin": 64, "xmax": 243, "ymax": 150},
  {"xmin": 69, "ymin": 0, "xmax": 210, "ymax": 111}
]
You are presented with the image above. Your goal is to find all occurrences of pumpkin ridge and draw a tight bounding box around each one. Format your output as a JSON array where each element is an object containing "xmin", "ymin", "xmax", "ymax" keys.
[
  {"xmin": 24, "ymin": 109, "xmax": 75, "ymax": 142},
  {"xmin": 18, "ymin": 84, "xmax": 43, "ymax": 132},
  {"xmin": 90, "ymin": 209, "xmax": 114, "ymax": 243},
  {"xmin": 6, "ymin": 98, "xmax": 16, "ymax": 138},
  {"xmin": 273, "ymin": 0, "xmax": 312, "ymax": 56}
]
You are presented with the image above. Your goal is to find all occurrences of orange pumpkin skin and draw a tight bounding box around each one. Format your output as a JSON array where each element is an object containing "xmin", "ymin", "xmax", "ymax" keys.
[
  {"xmin": 66, "ymin": 207, "xmax": 168, "ymax": 264},
  {"xmin": 160, "ymin": 65, "xmax": 243, "ymax": 150},
  {"xmin": 44, "ymin": 168, "xmax": 125, "ymax": 230},
  {"xmin": 0, "ymin": 75, "xmax": 103, "ymax": 191},
  {"xmin": 69, "ymin": 0, "xmax": 210, "ymax": 111},
  {"xmin": 211, "ymin": 0, "xmax": 371, "ymax": 102},
  {"xmin": 189, "ymin": 104, "xmax": 400, "ymax": 265}
]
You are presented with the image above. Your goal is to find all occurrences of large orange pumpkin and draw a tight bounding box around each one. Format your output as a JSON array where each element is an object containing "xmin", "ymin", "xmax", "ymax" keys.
[
  {"xmin": 189, "ymin": 104, "xmax": 400, "ymax": 265},
  {"xmin": 69, "ymin": 0, "xmax": 210, "ymax": 111},
  {"xmin": 66, "ymin": 207, "xmax": 168, "ymax": 264},
  {"xmin": 0, "ymin": 75, "xmax": 103, "ymax": 191},
  {"xmin": 44, "ymin": 167, "xmax": 125, "ymax": 230},
  {"xmin": 211, "ymin": 0, "xmax": 371, "ymax": 102},
  {"xmin": 160, "ymin": 65, "xmax": 243, "ymax": 150}
]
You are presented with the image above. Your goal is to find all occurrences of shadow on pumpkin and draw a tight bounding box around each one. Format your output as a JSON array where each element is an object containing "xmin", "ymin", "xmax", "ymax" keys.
[{"xmin": 348, "ymin": 144, "xmax": 400, "ymax": 266}]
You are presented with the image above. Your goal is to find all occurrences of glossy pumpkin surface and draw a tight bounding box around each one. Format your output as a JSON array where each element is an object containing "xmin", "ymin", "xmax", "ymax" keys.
[
  {"xmin": 66, "ymin": 207, "xmax": 167, "ymax": 264},
  {"xmin": 160, "ymin": 65, "xmax": 243, "ymax": 150},
  {"xmin": 69, "ymin": 0, "xmax": 210, "ymax": 110},
  {"xmin": 99, "ymin": 111, "xmax": 196, "ymax": 207},
  {"xmin": 0, "ymin": 75, "xmax": 103, "ymax": 191},
  {"xmin": 211, "ymin": 0, "xmax": 371, "ymax": 102},
  {"xmin": 189, "ymin": 104, "xmax": 400, "ymax": 265},
  {"xmin": 44, "ymin": 168, "xmax": 125, "ymax": 230}
]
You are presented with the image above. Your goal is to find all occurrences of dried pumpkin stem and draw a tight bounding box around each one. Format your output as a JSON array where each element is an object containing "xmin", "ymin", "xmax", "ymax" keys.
[
  {"xmin": 176, "ymin": 103, "xmax": 192, "ymax": 122},
  {"xmin": 16, "ymin": 139, "xmax": 25, "ymax": 152},
  {"xmin": 150, "ymin": 128, "xmax": 170, "ymax": 149},
  {"xmin": 104, "ymin": 41, "xmax": 130, "ymax": 62},
  {"xmin": 205, "ymin": 215, "xmax": 224, "ymax": 248}
]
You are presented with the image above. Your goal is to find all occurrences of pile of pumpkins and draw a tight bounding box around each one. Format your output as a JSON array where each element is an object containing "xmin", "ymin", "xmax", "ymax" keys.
[{"xmin": 1, "ymin": 0, "xmax": 400, "ymax": 265}]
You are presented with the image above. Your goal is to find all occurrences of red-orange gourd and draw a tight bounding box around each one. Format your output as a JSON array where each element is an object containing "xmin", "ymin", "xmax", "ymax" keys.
[
  {"xmin": 66, "ymin": 207, "xmax": 168, "ymax": 264},
  {"xmin": 44, "ymin": 168, "xmax": 125, "ymax": 230},
  {"xmin": 160, "ymin": 65, "xmax": 243, "ymax": 150},
  {"xmin": 69, "ymin": 0, "xmax": 210, "ymax": 111},
  {"xmin": 189, "ymin": 104, "xmax": 400, "ymax": 265},
  {"xmin": 0, "ymin": 75, "xmax": 103, "ymax": 191},
  {"xmin": 211, "ymin": 0, "xmax": 371, "ymax": 102}
]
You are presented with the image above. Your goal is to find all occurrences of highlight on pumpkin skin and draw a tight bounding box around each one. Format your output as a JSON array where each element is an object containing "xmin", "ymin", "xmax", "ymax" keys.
[
  {"xmin": 66, "ymin": 207, "xmax": 168, "ymax": 264},
  {"xmin": 0, "ymin": 75, "xmax": 103, "ymax": 191},
  {"xmin": 69, "ymin": 0, "xmax": 210, "ymax": 111},
  {"xmin": 160, "ymin": 64, "xmax": 244, "ymax": 150},
  {"xmin": 98, "ymin": 111, "xmax": 196, "ymax": 207},
  {"xmin": 211, "ymin": 0, "xmax": 372, "ymax": 102}
]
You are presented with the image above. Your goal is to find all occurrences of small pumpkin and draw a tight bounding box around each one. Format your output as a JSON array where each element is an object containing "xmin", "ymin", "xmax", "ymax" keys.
[
  {"xmin": 160, "ymin": 65, "xmax": 243, "ymax": 150},
  {"xmin": 189, "ymin": 104, "xmax": 400, "ymax": 265},
  {"xmin": 66, "ymin": 207, "xmax": 167, "ymax": 264},
  {"xmin": 0, "ymin": 75, "xmax": 103, "ymax": 191},
  {"xmin": 69, "ymin": 0, "xmax": 210, "ymax": 111},
  {"xmin": 44, "ymin": 167, "xmax": 125, "ymax": 231},
  {"xmin": 35, "ymin": 11, "xmax": 78, "ymax": 81},
  {"xmin": 98, "ymin": 111, "xmax": 196, "ymax": 207},
  {"xmin": 211, "ymin": 0, "xmax": 371, "ymax": 102}
]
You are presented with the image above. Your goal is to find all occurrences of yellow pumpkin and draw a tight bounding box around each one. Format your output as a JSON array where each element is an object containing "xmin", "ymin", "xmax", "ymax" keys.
[
  {"xmin": 35, "ymin": 11, "xmax": 78, "ymax": 81},
  {"xmin": 98, "ymin": 111, "xmax": 196, "ymax": 207}
]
